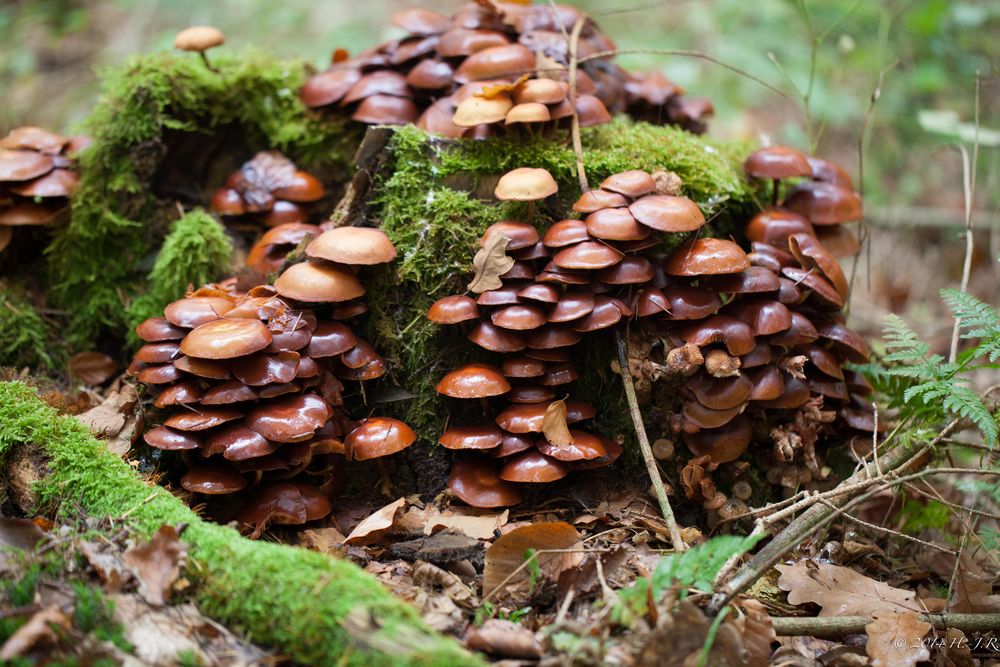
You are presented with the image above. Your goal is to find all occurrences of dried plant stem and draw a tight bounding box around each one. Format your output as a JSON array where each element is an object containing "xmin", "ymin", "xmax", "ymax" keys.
[
  {"xmin": 616, "ymin": 332, "xmax": 686, "ymax": 552},
  {"xmin": 567, "ymin": 15, "xmax": 589, "ymax": 192},
  {"xmin": 815, "ymin": 498, "xmax": 957, "ymax": 555},
  {"xmin": 948, "ymin": 72, "xmax": 981, "ymax": 364},
  {"xmin": 770, "ymin": 613, "xmax": 1000, "ymax": 637}
]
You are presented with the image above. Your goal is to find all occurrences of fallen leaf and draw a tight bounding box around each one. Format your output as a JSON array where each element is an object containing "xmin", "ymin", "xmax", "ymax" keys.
[
  {"xmin": 0, "ymin": 607, "xmax": 70, "ymax": 660},
  {"xmin": 123, "ymin": 525, "xmax": 185, "ymax": 607},
  {"xmin": 776, "ymin": 560, "xmax": 919, "ymax": 616},
  {"xmin": 636, "ymin": 598, "xmax": 746, "ymax": 667},
  {"xmin": 483, "ymin": 521, "xmax": 584, "ymax": 604},
  {"xmin": 69, "ymin": 351, "xmax": 119, "ymax": 386},
  {"xmin": 939, "ymin": 628, "xmax": 975, "ymax": 667},
  {"xmin": 79, "ymin": 541, "xmax": 129, "ymax": 592},
  {"xmin": 467, "ymin": 231, "xmax": 514, "ymax": 294},
  {"xmin": 557, "ymin": 546, "xmax": 628, "ymax": 599},
  {"xmin": 542, "ymin": 398, "xmax": 574, "ymax": 447},
  {"xmin": 949, "ymin": 555, "xmax": 1000, "ymax": 613},
  {"xmin": 111, "ymin": 594, "xmax": 207, "ymax": 666},
  {"xmin": 0, "ymin": 516, "xmax": 45, "ymax": 551},
  {"xmin": 865, "ymin": 611, "xmax": 930, "ymax": 667},
  {"xmin": 733, "ymin": 597, "xmax": 776, "ymax": 667},
  {"xmin": 465, "ymin": 619, "xmax": 542, "ymax": 659},
  {"xmin": 75, "ymin": 386, "xmax": 139, "ymax": 456},
  {"xmin": 299, "ymin": 527, "xmax": 347, "ymax": 554},
  {"xmin": 425, "ymin": 507, "xmax": 508, "ymax": 540},
  {"xmin": 344, "ymin": 497, "xmax": 406, "ymax": 545},
  {"xmin": 412, "ymin": 560, "xmax": 477, "ymax": 609}
]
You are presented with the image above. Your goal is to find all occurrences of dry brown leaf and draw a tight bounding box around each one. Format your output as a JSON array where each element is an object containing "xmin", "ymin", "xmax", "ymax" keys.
[
  {"xmin": 69, "ymin": 351, "xmax": 119, "ymax": 385},
  {"xmin": 344, "ymin": 497, "xmax": 406, "ymax": 545},
  {"xmin": 483, "ymin": 521, "xmax": 583, "ymax": 604},
  {"xmin": 122, "ymin": 525, "xmax": 185, "ymax": 607},
  {"xmin": 733, "ymin": 597, "xmax": 777, "ymax": 667},
  {"xmin": 79, "ymin": 541, "xmax": 129, "ymax": 592},
  {"xmin": 865, "ymin": 611, "xmax": 930, "ymax": 667},
  {"xmin": 776, "ymin": 560, "xmax": 919, "ymax": 616},
  {"xmin": 465, "ymin": 619, "xmax": 543, "ymax": 659},
  {"xmin": 0, "ymin": 607, "xmax": 70, "ymax": 660},
  {"xmin": 542, "ymin": 398, "xmax": 574, "ymax": 447},
  {"xmin": 75, "ymin": 386, "xmax": 139, "ymax": 456},
  {"xmin": 467, "ymin": 231, "xmax": 514, "ymax": 294},
  {"xmin": 949, "ymin": 555, "xmax": 1000, "ymax": 613},
  {"xmin": 299, "ymin": 527, "xmax": 347, "ymax": 554},
  {"xmin": 938, "ymin": 628, "xmax": 975, "ymax": 667},
  {"xmin": 636, "ymin": 598, "xmax": 746, "ymax": 667},
  {"xmin": 0, "ymin": 516, "xmax": 45, "ymax": 551},
  {"xmin": 412, "ymin": 560, "xmax": 477, "ymax": 609},
  {"xmin": 425, "ymin": 507, "xmax": 508, "ymax": 540},
  {"xmin": 556, "ymin": 546, "xmax": 628, "ymax": 599}
]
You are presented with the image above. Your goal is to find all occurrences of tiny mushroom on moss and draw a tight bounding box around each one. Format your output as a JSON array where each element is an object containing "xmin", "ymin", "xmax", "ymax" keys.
[{"xmin": 174, "ymin": 26, "xmax": 225, "ymax": 71}]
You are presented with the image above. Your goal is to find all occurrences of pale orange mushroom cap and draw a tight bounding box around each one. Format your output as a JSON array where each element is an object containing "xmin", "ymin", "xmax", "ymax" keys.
[
  {"xmin": 494, "ymin": 167, "xmax": 558, "ymax": 201},
  {"xmin": 346, "ymin": 417, "xmax": 418, "ymax": 460},
  {"xmin": 180, "ymin": 318, "xmax": 273, "ymax": 360},
  {"xmin": 663, "ymin": 238, "xmax": 749, "ymax": 276},
  {"xmin": 274, "ymin": 261, "xmax": 365, "ymax": 303},
  {"xmin": 436, "ymin": 363, "xmax": 511, "ymax": 398},
  {"xmin": 174, "ymin": 26, "xmax": 225, "ymax": 52},
  {"xmin": 306, "ymin": 227, "xmax": 397, "ymax": 265}
]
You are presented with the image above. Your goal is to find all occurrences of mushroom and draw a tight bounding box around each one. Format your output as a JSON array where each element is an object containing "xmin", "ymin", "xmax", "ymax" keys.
[
  {"xmin": 181, "ymin": 463, "xmax": 246, "ymax": 495},
  {"xmin": 306, "ymin": 227, "xmax": 397, "ymax": 266},
  {"xmin": 346, "ymin": 418, "xmax": 417, "ymax": 460},
  {"xmin": 494, "ymin": 167, "xmax": 559, "ymax": 202},
  {"xmin": 744, "ymin": 146, "xmax": 811, "ymax": 205},
  {"xmin": 449, "ymin": 458, "xmax": 523, "ymax": 507},
  {"xmin": 174, "ymin": 26, "xmax": 225, "ymax": 72},
  {"xmin": 436, "ymin": 363, "xmax": 510, "ymax": 398}
]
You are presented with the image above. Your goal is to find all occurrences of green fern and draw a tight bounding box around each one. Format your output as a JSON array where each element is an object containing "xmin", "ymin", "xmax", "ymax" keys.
[{"xmin": 882, "ymin": 295, "xmax": 1000, "ymax": 446}]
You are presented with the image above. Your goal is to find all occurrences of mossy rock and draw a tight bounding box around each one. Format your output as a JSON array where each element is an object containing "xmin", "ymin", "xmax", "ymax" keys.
[{"xmin": 46, "ymin": 49, "xmax": 364, "ymax": 351}]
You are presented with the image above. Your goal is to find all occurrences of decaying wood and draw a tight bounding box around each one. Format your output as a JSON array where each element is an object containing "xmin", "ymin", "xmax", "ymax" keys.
[{"xmin": 770, "ymin": 613, "xmax": 1000, "ymax": 637}]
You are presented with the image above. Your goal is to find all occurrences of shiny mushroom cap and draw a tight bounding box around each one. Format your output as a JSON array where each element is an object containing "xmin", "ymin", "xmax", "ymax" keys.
[
  {"xmin": 306, "ymin": 227, "xmax": 397, "ymax": 265},
  {"xmin": 494, "ymin": 167, "xmax": 558, "ymax": 201},
  {"xmin": 449, "ymin": 458, "xmax": 523, "ymax": 507},
  {"xmin": 274, "ymin": 261, "xmax": 365, "ymax": 303},
  {"xmin": 744, "ymin": 146, "xmax": 811, "ymax": 180},
  {"xmin": 436, "ymin": 363, "xmax": 511, "ymax": 398},
  {"xmin": 663, "ymin": 238, "xmax": 749, "ymax": 276},
  {"xmin": 346, "ymin": 417, "xmax": 418, "ymax": 460},
  {"xmin": 427, "ymin": 295, "xmax": 480, "ymax": 324},
  {"xmin": 181, "ymin": 463, "xmax": 246, "ymax": 494},
  {"xmin": 180, "ymin": 318, "xmax": 273, "ymax": 360},
  {"xmin": 174, "ymin": 26, "xmax": 225, "ymax": 52}
]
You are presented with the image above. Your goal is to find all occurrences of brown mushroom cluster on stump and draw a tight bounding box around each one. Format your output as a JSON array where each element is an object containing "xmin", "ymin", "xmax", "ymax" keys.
[
  {"xmin": 300, "ymin": 1, "xmax": 711, "ymax": 137},
  {"xmin": 130, "ymin": 226, "xmax": 413, "ymax": 535},
  {"xmin": 210, "ymin": 151, "xmax": 326, "ymax": 233},
  {"xmin": 430, "ymin": 158, "xmax": 877, "ymax": 511},
  {"xmin": 0, "ymin": 127, "xmax": 89, "ymax": 257}
]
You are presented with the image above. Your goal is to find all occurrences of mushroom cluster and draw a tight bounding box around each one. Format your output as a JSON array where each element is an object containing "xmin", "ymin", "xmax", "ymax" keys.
[
  {"xmin": 300, "ymin": 1, "xmax": 710, "ymax": 137},
  {"xmin": 430, "ymin": 158, "xmax": 877, "ymax": 509},
  {"xmin": 0, "ymin": 127, "xmax": 89, "ymax": 257},
  {"xmin": 130, "ymin": 226, "xmax": 415, "ymax": 534},
  {"xmin": 210, "ymin": 151, "xmax": 326, "ymax": 232}
]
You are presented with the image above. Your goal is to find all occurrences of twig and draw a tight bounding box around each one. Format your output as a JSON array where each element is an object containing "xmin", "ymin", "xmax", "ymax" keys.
[
  {"xmin": 816, "ymin": 498, "xmax": 957, "ymax": 555},
  {"xmin": 948, "ymin": 71, "xmax": 982, "ymax": 364},
  {"xmin": 615, "ymin": 331, "xmax": 686, "ymax": 552},
  {"xmin": 770, "ymin": 613, "xmax": 1000, "ymax": 637},
  {"xmin": 567, "ymin": 15, "xmax": 589, "ymax": 193}
]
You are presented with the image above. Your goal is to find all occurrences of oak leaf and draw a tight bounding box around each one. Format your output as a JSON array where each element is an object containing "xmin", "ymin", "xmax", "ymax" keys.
[
  {"xmin": 68, "ymin": 351, "xmax": 119, "ymax": 385},
  {"xmin": 344, "ymin": 497, "xmax": 406, "ymax": 545},
  {"xmin": 483, "ymin": 521, "xmax": 583, "ymax": 604},
  {"xmin": 865, "ymin": 611, "xmax": 930, "ymax": 667},
  {"xmin": 776, "ymin": 560, "xmax": 918, "ymax": 616},
  {"xmin": 949, "ymin": 555, "xmax": 1000, "ymax": 613},
  {"xmin": 123, "ymin": 525, "xmax": 185, "ymax": 607},
  {"xmin": 467, "ymin": 231, "xmax": 514, "ymax": 294}
]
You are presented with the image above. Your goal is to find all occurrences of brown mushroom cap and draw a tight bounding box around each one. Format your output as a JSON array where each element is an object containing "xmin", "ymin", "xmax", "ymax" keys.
[
  {"xmin": 180, "ymin": 318, "xmax": 272, "ymax": 360},
  {"xmin": 725, "ymin": 298, "xmax": 793, "ymax": 336},
  {"xmin": 506, "ymin": 102, "xmax": 552, "ymax": 125},
  {"xmin": 306, "ymin": 227, "xmax": 397, "ymax": 265},
  {"xmin": 501, "ymin": 356, "xmax": 546, "ymax": 378},
  {"xmin": 10, "ymin": 168, "xmax": 79, "ymax": 198},
  {"xmin": 780, "ymin": 267, "xmax": 843, "ymax": 309},
  {"xmin": 537, "ymin": 429, "xmax": 609, "ymax": 461},
  {"xmin": 585, "ymin": 207, "xmax": 649, "ymax": 241},
  {"xmin": 518, "ymin": 283, "xmax": 561, "ymax": 303},
  {"xmin": 439, "ymin": 425, "xmax": 504, "ymax": 450},
  {"xmin": 808, "ymin": 156, "xmax": 854, "ymax": 188},
  {"xmin": 0, "ymin": 126, "xmax": 67, "ymax": 153},
  {"xmin": 448, "ymin": 458, "xmax": 523, "ymax": 507},
  {"xmin": 784, "ymin": 181, "xmax": 863, "ymax": 224},
  {"xmin": 745, "ymin": 208, "xmax": 814, "ymax": 245},
  {"xmin": 688, "ymin": 373, "xmax": 753, "ymax": 410},
  {"xmin": 494, "ymin": 167, "xmax": 559, "ymax": 202},
  {"xmin": 744, "ymin": 146, "xmax": 811, "ymax": 180},
  {"xmin": 163, "ymin": 297, "xmax": 234, "ymax": 328},
  {"xmin": 709, "ymin": 266, "xmax": 781, "ymax": 295},
  {"xmin": 498, "ymin": 450, "xmax": 569, "ymax": 482},
  {"xmin": 346, "ymin": 417, "xmax": 418, "ymax": 460},
  {"xmin": 745, "ymin": 365, "xmax": 785, "ymax": 400},
  {"xmin": 144, "ymin": 425, "xmax": 200, "ymax": 451},
  {"xmin": 203, "ymin": 425, "xmax": 278, "ymax": 461},
  {"xmin": 453, "ymin": 44, "xmax": 536, "ymax": 84},
  {"xmin": 571, "ymin": 189, "xmax": 630, "ymax": 213},
  {"xmin": 164, "ymin": 408, "xmax": 242, "ymax": 431},
  {"xmin": 788, "ymin": 233, "xmax": 850, "ymax": 301},
  {"xmin": 246, "ymin": 393, "xmax": 332, "ymax": 443},
  {"xmin": 552, "ymin": 241, "xmax": 623, "ymax": 270},
  {"xmin": 452, "ymin": 93, "xmax": 513, "ymax": 126},
  {"xmin": 664, "ymin": 238, "xmax": 749, "ymax": 276},
  {"xmin": 153, "ymin": 381, "xmax": 202, "ymax": 408},
  {"xmin": 491, "ymin": 304, "xmax": 547, "ymax": 330},
  {"xmin": 768, "ymin": 311, "xmax": 820, "ymax": 347},
  {"xmin": 200, "ymin": 380, "xmax": 259, "ymax": 405},
  {"xmin": 428, "ymin": 295, "xmax": 480, "ymax": 324},
  {"xmin": 513, "ymin": 78, "xmax": 566, "ymax": 105},
  {"xmin": 629, "ymin": 195, "xmax": 706, "ymax": 232},
  {"xmin": 468, "ymin": 321, "xmax": 527, "ymax": 353},
  {"xmin": 600, "ymin": 170, "xmax": 656, "ymax": 197},
  {"xmin": 496, "ymin": 400, "xmax": 594, "ymax": 433},
  {"xmin": 659, "ymin": 286, "xmax": 723, "ymax": 320},
  {"xmin": 596, "ymin": 255, "xmax": 655, "ymax": 284},
  {"xmin": 683, "ymin": 415, "xmax": 752, "ymax": 463},
  {"xmin": 481, "ymin": 221, "xmax": 540, "ymax": 250},
  {"xmin": 0, "ymin": 149, "xmax": 55, "ymax": 182},
  {"xmin": 548, "ymin": 290, "xmax": 596, "ymax": 323},
  {"xmin": 352, "ymin": 94, "xmax": 421, "ymax": 124},
  {"xmin": 274, "ymin": 261, "xmax": 365, "ymax": 303},
  {"xmin": 436, "ymin": 363, "xmax": 511, "ymax": 398},
  {"xmin": 682, "ymin": 401, "xmax": 744, "ymax": 430},
  {"xmin": 174, "ymin": 26, "xmax": 225, "ymax": 52},
  {"xmin": 542, "ymin": 219, "xmax": 590, "ymax": 248},
  {"xmin": 304, "ymin": 321, "xmax": 357, "ymax": 358},
  {"xmin": 174, "ymin": 355, "xmax": 231, "ymax": 380},
  {"xmin": 181, "ymin": 463, "xmax": 246, "ymax": 495},
  {"xmin": 301, "ymin": 68, "xmax": 363, "ymax": 108},
  {"xmin": 815, "ymin": 320, "xmax": 870, "ymax": 363},
  {"xmin": 231, "ymin": 352, "xmax": 301, "ymax": 386},
  {"xmin": 756, "ymin": 375, "xmax": 811, "ymax": 409},
  {"xmin": 676, "ymin": 315, "xmax": 756, "ymax": 356}
]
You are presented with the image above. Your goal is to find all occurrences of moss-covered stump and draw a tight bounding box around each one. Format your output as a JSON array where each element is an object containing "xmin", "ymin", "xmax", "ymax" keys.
[
  {"xmin": 363, "ymin": 121, "xmax": 756, "ymax": 456},
  {"xmin": 46, "ymin": 50, "xmax": 364, "ymax": 351},
  {"xmin": 0, "ymin": 381, "xmax": 481, "ymax": 667}
]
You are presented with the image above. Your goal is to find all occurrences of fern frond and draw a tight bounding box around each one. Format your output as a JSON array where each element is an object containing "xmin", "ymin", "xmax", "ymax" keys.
[
  {"xmin": 941, "ymin": 384, "xmax": 999, "ymax": 445},
  {"xmin": 883, "ymin": 314, "xmax": 932, "ymax": 364},
  {"xmin": 942, "ymin": 289, "xmax": 1000, "ymax": 339}
]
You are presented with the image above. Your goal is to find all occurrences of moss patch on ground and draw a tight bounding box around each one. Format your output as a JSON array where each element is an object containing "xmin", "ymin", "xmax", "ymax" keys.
[
  {"xmin": 0, "ymin": 283, "xmax": 64, "ymax": 371},
  {"xmin": 46, "ymin": 49, "xmax": 363, "ymax": 351},
  {"xmin": 366, "ymin": 120, "xmax": 756, "ymax": 443},
  {"xmin": 0, "ymin": 381, "xmax": 481, "ymax": 667}
]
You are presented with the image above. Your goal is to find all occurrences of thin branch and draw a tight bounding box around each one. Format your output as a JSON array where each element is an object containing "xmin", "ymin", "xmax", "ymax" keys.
[
  {"xmin": 770, "ymin": 613, "xmax": 1000, "ymax": 637},
  {"xmin": 816, "ymin": 498, "xmax": 957, "ymax": 555},
  {"xmin": 567, "ymin": 15, "xmax": 589, "ymax": 193}
]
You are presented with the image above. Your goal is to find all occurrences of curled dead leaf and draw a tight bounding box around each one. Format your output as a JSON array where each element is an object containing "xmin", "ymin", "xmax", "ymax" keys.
[
  {"xmin": 0, "ymin": 607, "xmax": 70, "ymax": 661},
  {"xmin": 465, "ymin": 619, "xmax": 542, "ymax": 659},
  {"xmin": 865, "ymin": 611, "xmax": 930, "ymax": 667},
  {"xmin": 344, "ymin": 497, "xmax": 406, "ymax": 545},
  {"xmin": 68, "ymin": 351, "xmax": 120, "ymax": 386},
  {"xmin": 123, "ymin": 525, "xmax": 185, "ymax": 607},
  {"xmin": 542, "ymin": 398, "xmax": 574, "ymax": 447},
  {"xmin": 468, "ymin": 231, "xmax": 514, "ymax": 294}
]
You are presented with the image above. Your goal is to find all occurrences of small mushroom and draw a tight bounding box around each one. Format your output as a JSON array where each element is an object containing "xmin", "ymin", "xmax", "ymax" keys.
[
  {"xmin": 449, "ymin": 458, "xmax": 523, "ymax": 507},
  {"xmin": 174, "ymin": 26, "xmax": 225, "ymax": 72},
  {"xmin": 346, "ymin": 418, "xmax": 417, "ymax": 460}
]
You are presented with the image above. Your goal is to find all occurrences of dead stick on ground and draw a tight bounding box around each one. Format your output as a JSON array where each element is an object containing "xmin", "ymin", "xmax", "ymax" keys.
[
  {"xmin": 616, "ymin": 332, "xmax": 686, "ymax": 552},
  {"xmin": 770, "ymin": 613, "xmax": 1000, "ymax": 637}
]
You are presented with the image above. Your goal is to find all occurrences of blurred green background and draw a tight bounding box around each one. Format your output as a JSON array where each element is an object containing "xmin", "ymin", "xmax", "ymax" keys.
[{"xmin": 1, "ymin": 0, "xmax": 998, "ymax": 343}]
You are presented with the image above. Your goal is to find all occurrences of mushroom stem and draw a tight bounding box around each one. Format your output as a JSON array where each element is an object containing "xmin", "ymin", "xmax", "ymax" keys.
[
  {"xmin": 771, "ymin": 178, "xmax": 780, "ymax": 206},
  {"xmin": 615, "ymin": 328, "xmax": 686, "ymax": 552},
  {"xmin": 199, "ymin": 51, "xmax": 219, "ymax": 73},
  {"xmin": 376, "ymin": 459, "xmax": 394, "ymax": 496}
]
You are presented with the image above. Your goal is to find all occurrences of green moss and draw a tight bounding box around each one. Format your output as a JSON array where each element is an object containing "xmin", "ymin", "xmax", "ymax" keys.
[
  {"xmin": 366, "ymin": 120, "xmax": 756, "ymax": 440},
  {"xmin": 0, "ymin": 283, "xmax": 63, "ymax": 371},
  {"xmin": 0, "ymin": 381, "xmax": 480, "ymax": 667},
  {"xmin": 47, "ymin": 49, "xmax": 363, "ymax": 350},
  {"xmin": 125, "ymin": 208, "xmax": 233, "ymax": 343}
]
